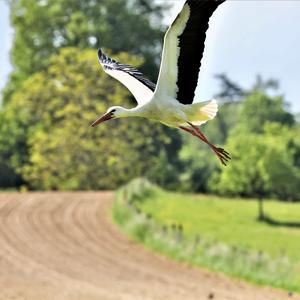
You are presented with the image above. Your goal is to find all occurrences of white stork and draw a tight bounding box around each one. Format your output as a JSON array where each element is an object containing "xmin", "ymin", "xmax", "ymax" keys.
[{"xmin": 91, "ymin": 0, "xmax": 230, "ymax": 165}]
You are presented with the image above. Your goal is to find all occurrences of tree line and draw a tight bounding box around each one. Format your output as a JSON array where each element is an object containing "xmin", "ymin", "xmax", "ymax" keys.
[{"xmin": 1, "ymin": 0, "xmax": 299, "ymax": 200}]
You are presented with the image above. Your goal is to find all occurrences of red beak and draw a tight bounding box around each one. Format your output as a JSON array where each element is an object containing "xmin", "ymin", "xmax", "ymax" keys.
[{"xmin": 91, "ymin": 112, "xmax": 114, "ymax": 127}]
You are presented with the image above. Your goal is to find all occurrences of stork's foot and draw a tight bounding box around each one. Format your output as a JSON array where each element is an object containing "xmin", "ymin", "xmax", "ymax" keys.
[
  {"xmin": 180, "ymin": 123, "xmax": 231, "ymax": 166},
  {"xmin": 211, "ymin": 146, "xmax": 231, "ymax": 166},
  {"xmin": 187, "ymin": 122, "xmax": 231, "ymax": 166}
]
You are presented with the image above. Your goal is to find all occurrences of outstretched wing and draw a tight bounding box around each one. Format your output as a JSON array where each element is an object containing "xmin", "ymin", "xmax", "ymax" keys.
[
  {"xmin": 155, "ymin": 0, "xmax": 225, "ymax": 105},
  {"xmin": 98, "ymin": 49, "xmax": 155, "ymax": 105}
]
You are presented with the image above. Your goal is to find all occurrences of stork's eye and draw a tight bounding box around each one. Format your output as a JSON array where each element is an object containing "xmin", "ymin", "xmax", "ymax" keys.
[{"xmin": 110, "ymin": 109, "xmax": 116, "ymax": 114}]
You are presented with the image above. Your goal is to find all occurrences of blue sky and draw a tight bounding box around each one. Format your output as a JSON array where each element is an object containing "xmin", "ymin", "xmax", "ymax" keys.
[{"xmin": 1, "ymin": 1, "xmax": 300, "ymax": 113}]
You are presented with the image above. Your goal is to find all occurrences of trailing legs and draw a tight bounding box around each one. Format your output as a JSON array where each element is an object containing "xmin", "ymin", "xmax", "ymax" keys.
[{"xmin": 179, "ymin": 123, "xmax": 231, "ymax": 166}]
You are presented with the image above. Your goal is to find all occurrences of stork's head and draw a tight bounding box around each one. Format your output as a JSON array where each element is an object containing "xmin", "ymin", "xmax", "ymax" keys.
[{"xmin": 91, "ymin": 106, "xmax": 128, "ymax": 127}]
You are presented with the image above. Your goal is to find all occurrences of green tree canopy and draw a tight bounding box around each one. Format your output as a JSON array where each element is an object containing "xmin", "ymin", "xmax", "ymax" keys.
[
  {"xmin": 2, "ymin": 48, "xmax": 181, "ymax": 190},
  {"xmin": 209, "ymin": 92, "xmax": 299, "ymax": 201},
  {"xmin": 237, "ymin": 92, "xmax": 294, "ymax": 133},
  {"xmin": 209, "ymin": 124, "xmax": 300, "ymax": 201},
  {"xmin": 7, "ymin": 0, "xmax": 167, "ymax": 78},
  {"xmin": 3, "ymin": 0, "xmax": 168, "ymax": 103},
  {"xmin": 1, "ymin": 0, "xmax": 178, "ymax": 188}
]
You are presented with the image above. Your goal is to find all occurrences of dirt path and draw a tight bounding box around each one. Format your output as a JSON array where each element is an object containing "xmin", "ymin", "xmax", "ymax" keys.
[{"xmin": 0, "ymin": 192, "xmax": 297, "ymax": 300}]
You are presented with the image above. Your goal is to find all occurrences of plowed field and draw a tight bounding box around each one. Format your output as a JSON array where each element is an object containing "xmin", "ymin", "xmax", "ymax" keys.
[{"xmin": 0, "ymin": 192, "xmax": 297, "ymax": 300}]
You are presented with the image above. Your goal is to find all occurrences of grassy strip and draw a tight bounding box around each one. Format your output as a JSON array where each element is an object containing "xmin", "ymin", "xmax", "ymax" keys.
[{"xmin": 112, "ymin": 178, "xmax": 300, "ymax": 293}]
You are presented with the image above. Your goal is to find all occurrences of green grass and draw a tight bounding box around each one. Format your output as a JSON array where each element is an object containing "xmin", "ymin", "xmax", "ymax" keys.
[
  {"xmin": 139, "ymin": 192, "xmax": 300, "ymax": 261},
  {"xmin": 112, "ymin": 179, "xmax": 300, "ymax": 292}
]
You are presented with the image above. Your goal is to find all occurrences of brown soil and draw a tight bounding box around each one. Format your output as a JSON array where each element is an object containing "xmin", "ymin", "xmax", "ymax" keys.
[{"xmin": 0, "ymin": 192, "xmax": 298, "ymax": 300}]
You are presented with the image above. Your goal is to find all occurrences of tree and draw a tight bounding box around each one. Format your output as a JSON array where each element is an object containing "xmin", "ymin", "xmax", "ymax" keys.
[
  {"xmin": 1, "ymin": 0, "xmax": 176, "ymax": 188},
  {"xmin": 210, "ymin": 124, "xmax": 300, "ymax": 201},
  {"xmin": 214, "ymin": 73, "xmax": 244, "ymax": 102},
  {"xmin": 212, "ymin": 74, "xmax": 285, "ymax": 142},
  {"xmin": 1, "ymin": 48, "xmax": 181, "ymax": 190},
  {"xmin": 178, "ymin": 75, "xmax": 297, "ymax": 194},
  {"xmin": 0, "ymin": 103, "xmax": 28, "ymax": 188},
  {"xmin": 238, "ymin": 92, "xmax": 294, "ymax": 133},
  {"xmin": 5, "ymin": 0, "xmax": 167, "ymax": 86},
  {"xmin": 209, "ymin": 91, "xmax": 300, "ymax": 201},
  {"xmin": 214, "ymin": 73, "xmax": 280, "ymax": 103},
  {"xmin": 2, "ymin": 0, "xmax": 168, "ymax": 109}
]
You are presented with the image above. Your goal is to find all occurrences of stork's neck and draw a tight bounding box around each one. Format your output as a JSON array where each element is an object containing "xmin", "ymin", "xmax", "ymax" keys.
[
  {"xmin": 113, "ymin": 105, "xmax": 146, "ymax": 118},
  {"xmin": 118, "ymin": 107, "xmax": 133, "ymax": 117}
]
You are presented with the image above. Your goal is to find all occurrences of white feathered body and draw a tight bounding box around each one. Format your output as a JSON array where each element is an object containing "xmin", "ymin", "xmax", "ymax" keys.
[{"xmin": 133, "ymin": 95, "xmax": 218, "ymax": 128}]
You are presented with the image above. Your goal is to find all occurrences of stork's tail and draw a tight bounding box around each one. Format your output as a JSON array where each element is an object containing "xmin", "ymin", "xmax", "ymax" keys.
[
  {"xmin": 200, "ymin": 99, "xmax": 218, "ymax": 120},
  {"xmin": 183, "ymin": 99, "xmax": 219, "ymax": 126}
]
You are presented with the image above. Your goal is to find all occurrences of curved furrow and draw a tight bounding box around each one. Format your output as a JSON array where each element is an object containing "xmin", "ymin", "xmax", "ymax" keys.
[
  {"xmin": 0, "ymin": 196, "xmax": 74, "ymax": 284},
  {"xmin": 26, "ymin": 194, "xmax": 112, "ymax": 282},
  {"xmin": 0, "ymin": 192, "xmax": 298, "ymax": 300}
]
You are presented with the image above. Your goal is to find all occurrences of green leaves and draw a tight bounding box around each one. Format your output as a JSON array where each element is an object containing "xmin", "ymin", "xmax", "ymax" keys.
[
  {"xmin": 1, "ymin": 0, "xmax": 178, "ymax": 189},
  {"xmin": 2, "ymin": 48, "xmax": 180, "ymax": 190},
  {"xmin": 238, "ymin": 92, "xmax": 295, "ymax": 133},
  {"xmin": 210, "ymin": 94, "xmax": 300, "ymax": 201},
  {"xmin": 7, "ymin": 0, "xmax": 166, "ymax": 80}
]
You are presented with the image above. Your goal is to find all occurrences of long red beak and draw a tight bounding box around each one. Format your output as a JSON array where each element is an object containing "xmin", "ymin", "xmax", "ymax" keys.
[{"xmin": 91, "ymin": 112, "xmax": 114, "ymax": 127}]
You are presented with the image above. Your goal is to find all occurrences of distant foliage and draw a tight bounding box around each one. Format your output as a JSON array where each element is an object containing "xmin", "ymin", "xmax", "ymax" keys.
[
  {"xmin": 1, "ymin": 0, "xmax": 180, "ymax": 189},
  {"xmin": 238, "ymin": 92, "xmax": 295, "ymax": 133},
  {"xmin": 5, "ymin": 0, "xmax": 166, "ymax": 89},
  {"xmin": 210, "ymin": 93, "xmax": 300, "ymax": 201},
  {"xmin": 178, "ymin": 73, "xmax": 300, "ymax": 201},
  {"xmin": 2, "ymin": 48, "xmax": 181, "ymax": 190}
]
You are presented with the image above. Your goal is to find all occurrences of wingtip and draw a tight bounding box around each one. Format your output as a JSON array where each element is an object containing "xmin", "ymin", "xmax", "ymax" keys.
[{"xmin": 98, "ymin": 48, "xmax": 103, "ymax": 59}]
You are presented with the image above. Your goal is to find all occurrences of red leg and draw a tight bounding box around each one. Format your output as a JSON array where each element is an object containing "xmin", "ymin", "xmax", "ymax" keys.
[
  {"xmin": 179, "ymin": 126, "xmax": 206, "ymax": 141},
  {"xmin": 179, "ymin": 124, "xmax": 231, "ymax": 166},
  {"xmin": 188, "ymin": 122, "xmax": 231, "ymax": 158}
]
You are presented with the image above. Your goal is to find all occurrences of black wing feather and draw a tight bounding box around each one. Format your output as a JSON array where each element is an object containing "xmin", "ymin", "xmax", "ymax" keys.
[
  {"xmin": 176, "ymin": 0, "xmax": 225, "ymax": 105},
  {"xmin": 98, "ymin": 49, "xmax": 156, "ymax": 92}
]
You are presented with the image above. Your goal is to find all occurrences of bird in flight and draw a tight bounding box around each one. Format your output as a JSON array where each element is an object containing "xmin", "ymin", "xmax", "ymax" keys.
[{"xmin": 91, "ymin": 0, "xmax": 230, "ymax": 166}]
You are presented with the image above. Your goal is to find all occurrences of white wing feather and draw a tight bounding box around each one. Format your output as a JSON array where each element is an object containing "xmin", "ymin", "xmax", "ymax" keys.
[
  {"xmin": 155, "ymin": 3, "xmax": 191, "ymax": 99},
  {"xmin": 98, "ymin": 49, "xmax": 155, "ymax": 106},
  {"xmin": 104, "ymin": 68, "xmax": 153, "ymax": 106}
]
